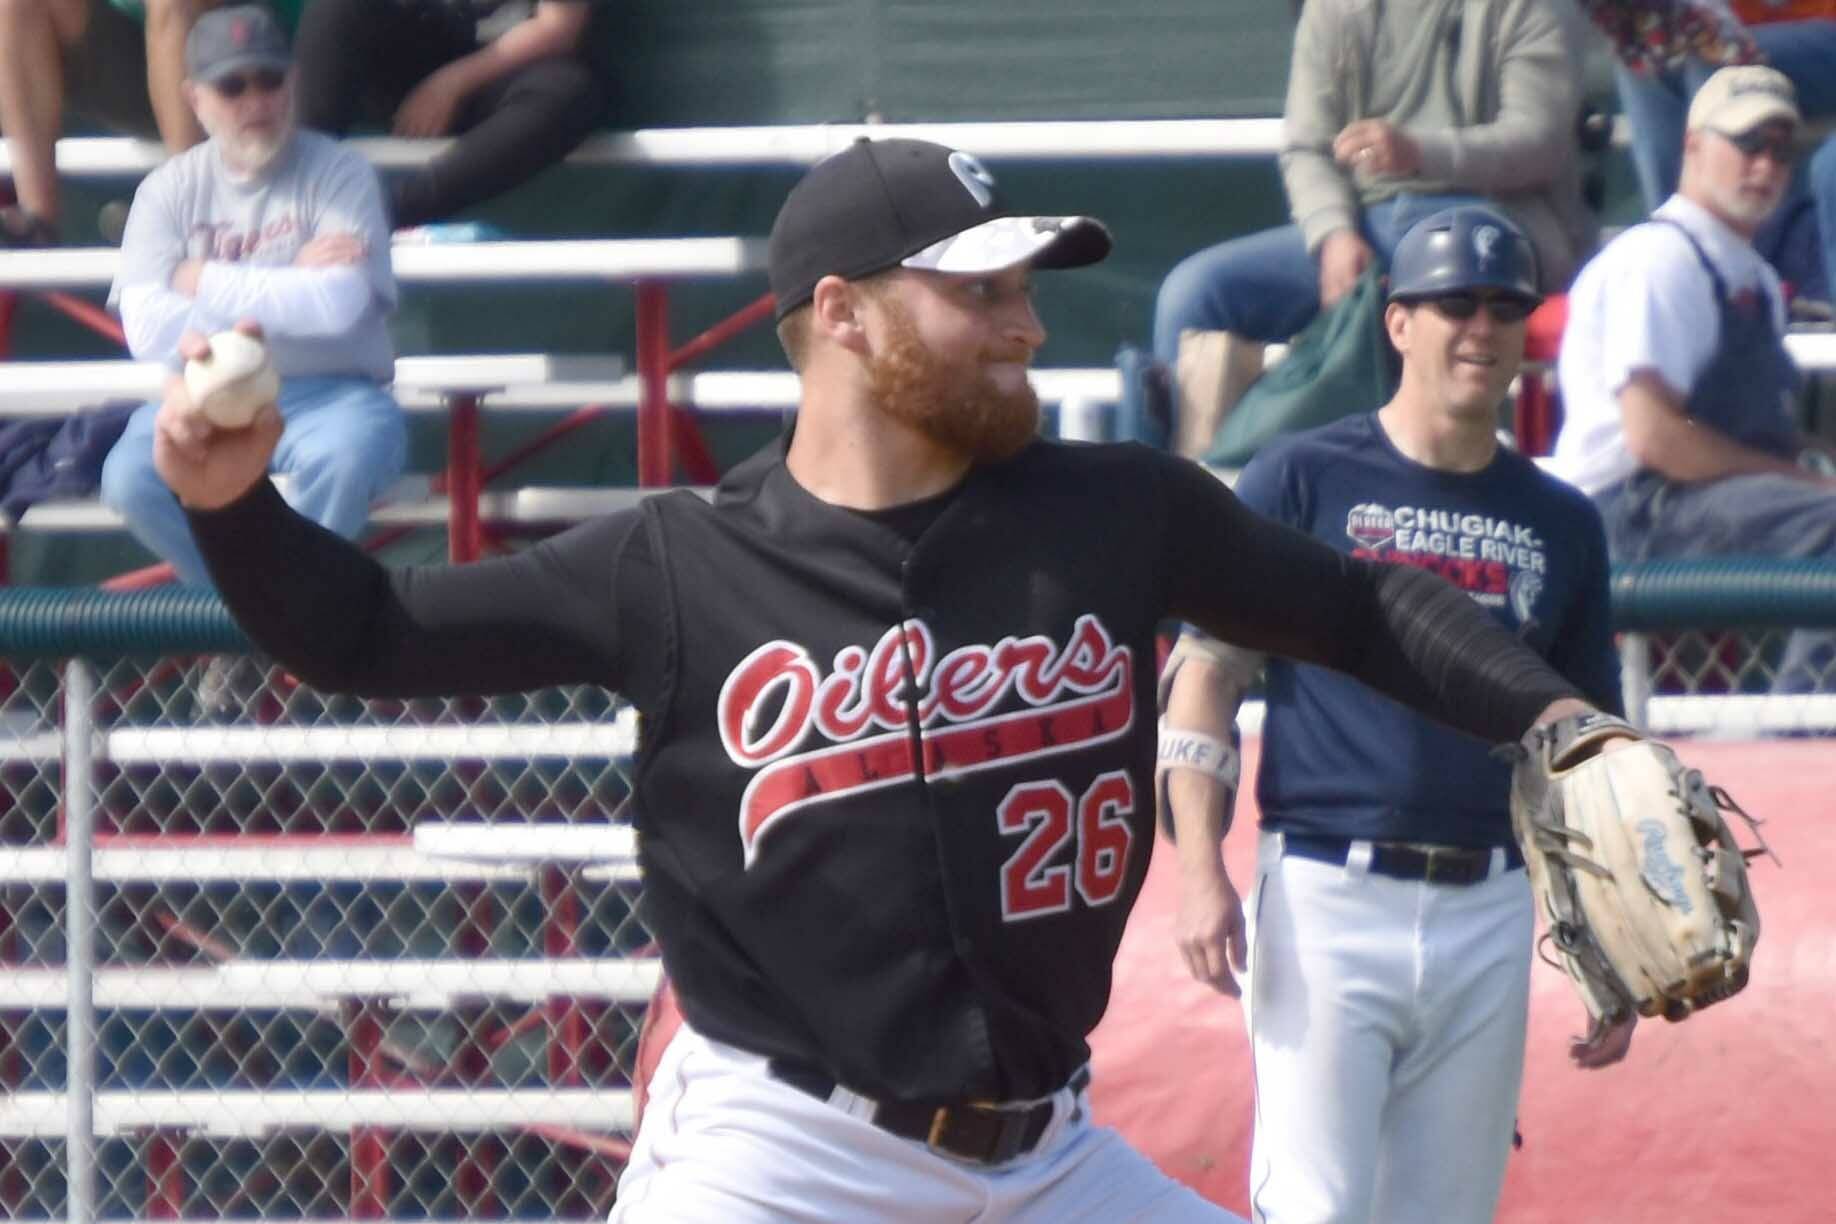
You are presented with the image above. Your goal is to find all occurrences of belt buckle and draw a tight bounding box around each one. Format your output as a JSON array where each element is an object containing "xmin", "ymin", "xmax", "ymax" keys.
[
  {"xmin": 1419, "ymin": 845, "xmax": 1477, "ymax": 885},
  {"xmin": 927, "ymin": 1101, "xmax": 1027, "ymax": 1165}
]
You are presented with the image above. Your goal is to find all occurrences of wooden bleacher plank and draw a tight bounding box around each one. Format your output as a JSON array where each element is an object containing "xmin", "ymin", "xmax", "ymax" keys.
[
  {"xmin": 0, "ymin": 238, "xmax": 764, "ymax": 293},
  {"xmin": 0, "ymin": 957, "xmax": 662, "ymax": 1009},
  {"xmin": 0, "ymin": 839, "xmax": 636, "ymax": 884},
  {"xmin": 2, "ymin": 121, "xmax": 1294, "ymax": 184},
  {"xmin": 0, "ymin": 1087, "xmax": 634, "ymax": 1138},
  {"xmin": 103, "ymin": 719, "xmax": 635, "ymax": 765},
  {"xmin": 0, "ymin": 353, "xmax": 626, "ymax": 416}
]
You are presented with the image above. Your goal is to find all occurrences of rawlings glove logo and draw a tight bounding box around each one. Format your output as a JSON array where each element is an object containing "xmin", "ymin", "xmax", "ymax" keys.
[{"xmin": 1637, "ymin": 818, "xmax": 1694, "ymax": 914}]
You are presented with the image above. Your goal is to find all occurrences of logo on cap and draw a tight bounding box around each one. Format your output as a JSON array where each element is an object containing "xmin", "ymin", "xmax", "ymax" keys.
[
  {"xmin": 948, "ymin": 152, "xmax": 996, "ymax": 208},
  {"xmin": 1472, "ymin": 224, "xmax": 1500, "ymax": 268},
  {"xmin": 233, "ymin": 16, "xmax": 251, "ymax": 46},
  {"xmin": 1729, "ymin": 78, "xmax": 1789, "ymax": 101}
]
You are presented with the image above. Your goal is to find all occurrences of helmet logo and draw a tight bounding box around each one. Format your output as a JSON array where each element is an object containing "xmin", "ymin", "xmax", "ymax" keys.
[
  {"xmin": 1472, "ymin": 224, "xmax": 1501, "ymax": 268},
  {"xmin": 948, "ymin": 152, "xmax": 997, "ymax": 208}
]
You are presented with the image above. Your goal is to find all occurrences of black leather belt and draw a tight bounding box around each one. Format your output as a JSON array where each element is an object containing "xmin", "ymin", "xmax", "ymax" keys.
[
  {"xmin": 1283, "ymin": 833, "xmax": 1522, "ymax": 886},
  {"xmin": 769, "ymin": 1062, "xmax": 1089, "ymax": 1165}
]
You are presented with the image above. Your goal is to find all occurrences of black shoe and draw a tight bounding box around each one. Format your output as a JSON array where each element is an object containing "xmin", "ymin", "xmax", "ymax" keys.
[{"xmin": 0, "ymin": 205, "xmax": 59, "ymax": 248}]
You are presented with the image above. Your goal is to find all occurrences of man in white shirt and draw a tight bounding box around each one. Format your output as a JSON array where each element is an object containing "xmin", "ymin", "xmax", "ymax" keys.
[
  {"xmin": 1550, "ymin": 65, "xmax": 1836, "ymax": 692},
  {"xmin": 100, "ymin": 3, "xmax": 404, "ymax": 591}
]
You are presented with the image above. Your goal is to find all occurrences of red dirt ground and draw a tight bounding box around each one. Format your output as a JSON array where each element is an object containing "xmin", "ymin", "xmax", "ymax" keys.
[{"xmin": 1089, "ymin": 737, "xmax": 1836, "ymax": 1224}]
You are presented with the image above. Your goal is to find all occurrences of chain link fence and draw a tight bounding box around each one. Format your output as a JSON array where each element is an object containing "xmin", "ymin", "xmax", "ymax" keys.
[
  {"xmin": 0, "ymin": 655, "xmax": 652, "ymax": 1222},
  {"xmin": 1, "ymin": 560, "xmax": 1831, "ymax": 1223}
]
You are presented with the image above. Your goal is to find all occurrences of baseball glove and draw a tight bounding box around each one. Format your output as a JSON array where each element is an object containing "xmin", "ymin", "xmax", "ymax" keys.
[{"xmin": 1507, "ymin": 712, "xmax": 1774, "ymax": 1029}]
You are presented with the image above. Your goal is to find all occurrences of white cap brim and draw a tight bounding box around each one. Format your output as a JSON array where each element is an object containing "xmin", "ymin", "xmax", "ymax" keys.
[{"xmin": 900, "ymin": 214, "xmax": 1111, "ymax": 275}]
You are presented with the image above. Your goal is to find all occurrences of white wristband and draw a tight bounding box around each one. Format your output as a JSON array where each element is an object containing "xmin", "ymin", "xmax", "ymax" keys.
[{"xmin": 1156, "ymin": 719, "xmax": 1241, "ymax": 787}]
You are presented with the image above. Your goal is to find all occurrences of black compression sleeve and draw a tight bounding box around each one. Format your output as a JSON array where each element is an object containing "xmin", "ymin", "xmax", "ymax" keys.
[
  {"xmin": 187, "ymin": 479, "xmax": 659, "ymax": 703},
  {"xmin": 1352, "ymin": 562, "xmax": 1582, "ymax": 744}
]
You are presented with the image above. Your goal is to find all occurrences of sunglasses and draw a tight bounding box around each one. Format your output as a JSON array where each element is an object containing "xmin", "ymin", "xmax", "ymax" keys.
[
  {"xmin": 1720, "ymin": 127, "xmax": 1796, "ymax": 164},
  {"xmin": 1420, "ymin": 292, "xmax": 1536, "ymax": 324},
  {"xmin": 211, "ymin": 68, "xmax": 286, "ymax": 99}
]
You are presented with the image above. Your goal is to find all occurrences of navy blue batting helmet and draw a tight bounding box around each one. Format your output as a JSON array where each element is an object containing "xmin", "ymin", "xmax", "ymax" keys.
[{"xmin": 1386, "ymin": 206, "xmax": 1541, "ymax": 306}]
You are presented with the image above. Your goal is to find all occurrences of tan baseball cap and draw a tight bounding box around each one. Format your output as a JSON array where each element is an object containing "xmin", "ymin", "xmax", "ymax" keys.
[{"xmin": 1687, "ymin": 65, "xmax": 1800, "ymax": 137}]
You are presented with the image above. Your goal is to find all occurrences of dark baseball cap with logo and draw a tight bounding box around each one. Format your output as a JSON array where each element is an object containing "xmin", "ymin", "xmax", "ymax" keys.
[
  {"xmin": 186, "ymin": 4, "xmax": 292, "ymax": 86},
  {"xmin": 768, "ymin": 138, "xmax": 1112, "ymax": 320}
]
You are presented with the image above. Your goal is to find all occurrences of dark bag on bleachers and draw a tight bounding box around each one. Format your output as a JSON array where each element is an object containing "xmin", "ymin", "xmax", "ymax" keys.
[
  {"xmin": 1203, "ymin": 261, "xmax": 1399, "ymax": 469},
  {"xmin": 0, "ymin": 401, "xmax": 137, "ymax": 522}
]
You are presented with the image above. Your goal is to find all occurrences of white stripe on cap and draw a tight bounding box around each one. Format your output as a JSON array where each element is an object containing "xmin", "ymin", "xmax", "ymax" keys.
[{"xmin": 901, "ymin": 215, "xmax": 1095, "ymax": 275}]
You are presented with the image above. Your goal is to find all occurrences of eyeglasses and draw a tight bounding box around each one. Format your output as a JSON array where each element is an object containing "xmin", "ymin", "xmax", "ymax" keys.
[
  {"xmin": 1721, "ymin": 127, "xmax": 1796, "ymax": 165},
  {"xmin": 210, "ymin": 69, "xmax": 286, "ymax": 99},
  {"xmin": 1419, "ymin": 292, "xmax": 1537, "ymax": 324}
]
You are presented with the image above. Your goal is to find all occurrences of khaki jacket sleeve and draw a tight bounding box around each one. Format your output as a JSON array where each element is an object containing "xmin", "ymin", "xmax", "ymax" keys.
[
  {"xmin": 1410, "ymin": 0, "xmax": 1580, "ymax": 192},
  {"xmin": 1279, "ymin": 0, "xmax": 1361, "ymax": 254}
]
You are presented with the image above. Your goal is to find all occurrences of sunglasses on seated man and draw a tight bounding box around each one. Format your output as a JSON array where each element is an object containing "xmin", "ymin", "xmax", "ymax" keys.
[
  {"xmin": 210, "ymin": 69, "xmax": 287, "ymax": 99},
  {"xmin": 1718, "ymin": 126, "xmax": 1796, "ymax": 164},
  {"xmin": 1407, "ymin": 291, "xmax": 1538, "ymax": 324}
]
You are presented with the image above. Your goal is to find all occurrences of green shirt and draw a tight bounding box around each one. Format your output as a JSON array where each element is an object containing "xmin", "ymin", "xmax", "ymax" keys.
[{"xmin": 110, "ymin": 0, "xmax": 306, "ymax": 33}]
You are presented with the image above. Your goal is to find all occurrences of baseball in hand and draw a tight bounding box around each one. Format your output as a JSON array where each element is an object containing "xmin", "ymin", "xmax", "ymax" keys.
[{"xmin": 184, "ymin": 331, "xmax": 279, "ymax": 429}]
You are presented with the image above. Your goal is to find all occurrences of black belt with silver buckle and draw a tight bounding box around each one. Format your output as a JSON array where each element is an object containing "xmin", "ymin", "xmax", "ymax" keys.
[
  {"xmin": 1283, "ymin": 833, "xmax": 1523, "ymax": 886},
  {"xmin": 769, "ymin": 1062, "xmax": 1089, "ymax": 1165}
]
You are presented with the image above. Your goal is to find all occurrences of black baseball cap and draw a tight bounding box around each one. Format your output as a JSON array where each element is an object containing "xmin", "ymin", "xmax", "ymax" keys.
[
  {"xmin": 186, "ymin": 4, "xmax": 291, "ymax": 86},
  {"xmin": 768, "ymin": 138, "xmax": 1112, "ymax": 320}
]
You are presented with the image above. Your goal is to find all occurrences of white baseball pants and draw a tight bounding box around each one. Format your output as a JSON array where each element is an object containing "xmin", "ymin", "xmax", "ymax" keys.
[
  {"xmin": 612, "ymin": 1024, "xmax": 1246, "ymax": 1223},
  {"xmin": 1242, "ymin": 831, "xmax": 1533, "ymax": 1224}
]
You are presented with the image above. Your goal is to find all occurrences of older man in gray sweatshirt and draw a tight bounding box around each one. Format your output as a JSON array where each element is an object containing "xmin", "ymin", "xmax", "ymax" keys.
[{"xmin": 1153, "ymin": 0, "xmax": 1592, "ymax": 457}]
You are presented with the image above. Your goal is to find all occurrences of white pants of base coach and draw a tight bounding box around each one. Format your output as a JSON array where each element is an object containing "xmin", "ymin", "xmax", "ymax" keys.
[
  {"xmin": 1243, "ymin": 831, "xmax": 1533, "ymax": 1224},
  {"xmin": 611, "ymin": 1025, "xmax": 1246, "ymax": 1223}
]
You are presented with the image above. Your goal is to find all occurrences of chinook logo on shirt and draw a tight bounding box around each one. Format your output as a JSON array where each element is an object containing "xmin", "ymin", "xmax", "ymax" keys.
[{"xmin": 717, "ymin": 614, "xmax": 1134, "ymax": 864}]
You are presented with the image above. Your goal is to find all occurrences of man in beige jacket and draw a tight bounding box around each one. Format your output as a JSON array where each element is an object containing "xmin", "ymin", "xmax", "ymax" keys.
[{"xmin": 1152, "ymin": 0, "xmax": 1592, "ymax": 457}]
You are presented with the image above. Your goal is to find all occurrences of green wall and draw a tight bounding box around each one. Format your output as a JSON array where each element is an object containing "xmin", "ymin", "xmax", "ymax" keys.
[{"xmin": 12, "ymin": 2, "xmax": 1642, "ymax": 583}]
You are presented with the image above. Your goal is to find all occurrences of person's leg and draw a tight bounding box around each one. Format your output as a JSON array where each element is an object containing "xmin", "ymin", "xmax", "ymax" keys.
[
  {"xmin": 1152, "ymin": 224, "xmax": 1320, "ymax": 364},
  {"xmin": 1152, "ymin": 225, "xmax": 1318, "ymax": 458},
  {"xmin": 292, "ymin": 0, "xmax": 437, "ymax": 137},
  {"xmin": 612, "ymin": 1027, "xmax": 987, "ymax": 1223},
  {"xmin": 389, "ymin": 56, "xmax": 603, "ymax": 227},
  {"xmin": 97, "ymin": 398, "xmax": 215, "ymax": 586},
  {"xmin": 268, "ymin": 379, "xmax": 407, "ymax": 540},
  {"xmin": 1242, "ymin": 834, "xmax": 1405, "ymax": 1224},
  {"xmin": 1362, "ymin": 191, "xmax": 1488, "ymax": 260},
  {"xmin": 0, "ymin": 0, "xmax": 89, "ymax": 232},
  {"xmin": 1006, "ymin": 1120, "xmax": 1247, "ymax": 1222},
  {"xmin": 1811, "ymin": 137, "xmax": 1836, "ymax": 310},
  {"xmin": 140, "ymin": 0, "xmax": 205, "ymax": 153},
  {"xmin": 1623, "ymin": 473, "xmax": 1836, "ymax": 691},
  {"xmin": 1613, "ymin": 61, "xmax": 1693, "ymax": 214},
  {"xmin": 1751, "ymin": 20, "xmax": 1836, "ymax": 119},
  {"xmin": 1369, "ymin": 866, "xmax": 1533, "ymax": 1224}
]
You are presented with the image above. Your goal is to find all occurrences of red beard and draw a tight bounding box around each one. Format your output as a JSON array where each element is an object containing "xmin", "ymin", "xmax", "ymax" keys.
[{"xmin": 866, "ymin": 302, "xmax": 1041, "ymax": 462}]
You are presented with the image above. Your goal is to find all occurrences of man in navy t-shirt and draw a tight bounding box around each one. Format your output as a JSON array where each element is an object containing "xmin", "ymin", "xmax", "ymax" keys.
[{"xmin": 1158, "ymin": 206, "xmax": 1629, "ymax": 1224}]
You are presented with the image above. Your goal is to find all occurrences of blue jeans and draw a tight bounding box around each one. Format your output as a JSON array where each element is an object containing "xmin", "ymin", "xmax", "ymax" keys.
[
  {"xmin": 1616, "ymin": 21, "xmax": 1836, "ymax": 213},
  {"xmin": 100, "ymin": 376, "xmax": 407, "ymax": 588},
  {"xmin": 1811, "ymin": 135, "xmax": 1836, "ymax": 306},
  {"xmin": 1151, "ymin": 192, "xmax": 1483, "ymax": 362},
  {"xmin": 1594, "ymin": 470, "xmax": 1836, "ymax": 693}
]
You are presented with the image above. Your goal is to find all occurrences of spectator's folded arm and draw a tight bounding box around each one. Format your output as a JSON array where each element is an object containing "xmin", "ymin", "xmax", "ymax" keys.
[
  {"xmin": 193, "ymin": 263, "xmax": 373, "ymax": 339},
  {"xmin": 119, "ymin": 284, "xmax": 211, "ymax": 368}
]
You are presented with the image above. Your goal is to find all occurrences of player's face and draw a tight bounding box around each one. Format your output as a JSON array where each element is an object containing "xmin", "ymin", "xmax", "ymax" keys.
[
  {"xmin": 1396, "ymin": 292, "xmax": 1528, "ymax": 419},
  {"xmin": 190, "ymin": 67, "xmax": 296, "ymax": 174},
  {"xmin": 863, "ymin": 266, "xmax": 1049, "ymax": 461},
  {"xmin": 1688, "ymin": 122, "xmax": 1794, "ymax": 235}
]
